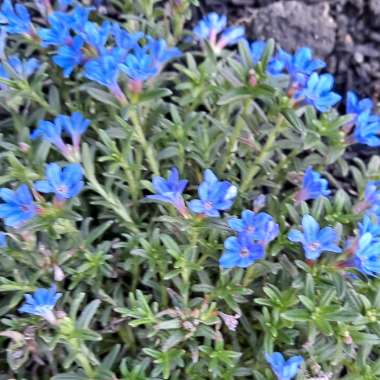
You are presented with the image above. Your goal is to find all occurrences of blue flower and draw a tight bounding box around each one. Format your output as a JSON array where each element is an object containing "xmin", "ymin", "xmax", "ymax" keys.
[
  {"xmin": 352, "ymin": 232, "xmax": 380, "ymax": 277},
  {"xmin": 30, "ymin": 118, "xmax": 69, "ymax": 157},
  {"xmin": 146, "ymin": 167, "xmax": 188, "ymax": 216},
  {"xmin": 228, "ymin": 210, "xmax": 279, "ymax": 244},
  {"xmin": 0, "ymin": 27, "xmax": 7, "ymax": 57},
  {"xmin": 294, "ymin": 73, "xmax": 341, "ymax": 112},
  {"xmin": 295, "ymin": 166, "xmax": 330, "ymax": 203},
  {"xmin": 261, "ymin": 219, "xmax": 280, "ymax": 247},
  {"xmin": 248, "ymin": 40, "xmax": 267, "ymax": 65},
  {"xmin": 83, "ymin": 52, "xmax": 120, "ymax": 88},
  {"xmin": 38, "ymin": 11, "xmax": 72, "ymax": 47},
  {"xmin": 188, "ymin": 169, "xmax": 237, "ymax": 217},
  {"xmin": 0, "ymin": 55, "xmax": 39, "ymax": 81},
  {"xmin": 58, "ymin": 0, "xmax": 73, "ymax": 11},
  {"xmin": 265, "ymin": 352, "xmax": 304, "ymax": 380},
  {"xmin": 66, "ymin": 5, "xmax": 92, "ymax": 34},
  {"xmin": 0, "ymin": 0, "xmax": 33, "ymax": 35},
  {"xmin": 352, "ymin": 110, "xmax": 380, "ymax": 147},
  {"xmin": 35, "ymin": 163, "xmax": 84, "ymax": 201},
  {"xmin": 147, "ymin": 37, "xmax": 181, "ymax": 68},
  {"xmin": 120, "ymin": 48, "xmax": 158, "ymax": 82},
  {"xmin": 270, "ymin": 47, "xmax": 325, "ymax": 86},
  {"xmin": 288, "ymin": 214, "xmax": 342, "ymax": 260},
  {"xmin": 18, "ymin": 285, "xmax": 61, "ymax": 324},
  {"xmin": 81, "ymin": 20, "xmax": 111, "ymax": 53},
  {"xmin": 364, "ymin": 181, "xmax": 380, "ymax": 205},
  {"xmin": 0, "ymin": 184, "xmax": 37, "ymax": 228},
  {"xmin": 253, "ymin": 194, "xmax": 266, "ymax": 211},
  {"xmin": 53, "ymin": 35, "xmax": 84, "ymax": 77},
  {"xmin": 112, "ymin": 23, "xmax": 143, "ymax": 52},
  {"xmin": 354, "ymin": 182, "xmax": 380, "ymax": 216},
  {"xmin": 31, "ymin": 113, "xmax": 89, "ymax": 155},
  {"xmin": 193, "ymin": 13, "xmax": 244, "ymax": 52},
  {"xmin": 0, "ymin": 232, "xmax": 7, "ymax": 248},
  {"xmin": 219, "ymin": 233, "xmax": 264, "ymax": 268},
  {"xmin": 218, "ymin": 26, "xmax": 245, "ymax": 48},
  {"xmin": 346, "ymin": 91, "xmax": 373, "ymax": 116},
  {"xmin": 359, "ymin": 215, "xmax": 380, "ymax": 238},
  {"xmin": 83, "ymin": 51, "xmax": 127, "ymax": 103},
  {"xmin": 60, "ymin": 112, "xmax": 90, "ymax": 148},
  {"xmin": 193, "ymin": 13, "xmax": 227, "ymax": 41}
]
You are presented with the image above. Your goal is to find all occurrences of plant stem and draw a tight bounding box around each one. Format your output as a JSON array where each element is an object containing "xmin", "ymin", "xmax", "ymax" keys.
[
  {"xmin": 129, "ymin": 109, "xmax": 160, "ymax": 176},
  {"xmin": 243, "ymin": 265, "xmax": 256, "ymax": 287},
  {"xmin": 76, "ymin": 353, "xmax": 95, "ymax": 378},
  {"xmin": 121, "ymin": 162, "xmax": 140, "ymax": 203},
  {"xmin": 219, "ymin": 111, "xmax": 247, "ymax": 173},
  {"xmin": 240, "ymin": 114, "xmax": 286, "ymax": 193}
]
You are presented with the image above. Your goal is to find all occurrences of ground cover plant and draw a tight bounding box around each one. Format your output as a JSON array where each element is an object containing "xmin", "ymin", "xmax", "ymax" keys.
[{"xmin": 0, "ymin": 1, "xmax": 380, "ymax": 379}]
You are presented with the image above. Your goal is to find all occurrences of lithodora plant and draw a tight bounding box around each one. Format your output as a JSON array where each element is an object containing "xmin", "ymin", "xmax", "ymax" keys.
[{"xmin": 0, "ymin": 1, "xmax": 380, "ymax": 379}]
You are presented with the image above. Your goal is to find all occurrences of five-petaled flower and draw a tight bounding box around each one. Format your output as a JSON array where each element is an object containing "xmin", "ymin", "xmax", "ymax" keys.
[
  {"xmin": 193, "ymin": 12, "xmax": 244, "ymax": 53},
  {"xmin": 53, "ymin": 35, "xmax": 84, "ymax": 78},
  {"xmin": 295, "ymin": 166, "xmax": 330, "ymax": 204},
  {"xmin": 0, "ymin": 0, "xmax": 33, "ymax": 36},
  {"xmin": 247, "ymin": 40, "xmax": 267, "ymax": 65},
  {"xmin": 120, "ymin": 48, "xmax": 158, "ymax": 82},
  {"xmin": 83, "ymin": 52, "xmax": 126, "ymax": 102},
  {"xmin": 0, "ymin": 55, "xmax": 39, "ymax": 82},
  {"xmin": 219, "ymin": 233, "xmax": 264, "ymax": 268},
  {"xmin": 228, "ymin": 209, "xmax": 279, "ymax": 245},
  {"xmin": 189, "ymin": 169, "xmax": 237, "ymax": 217},
  {"xmin": 354, "ymin": 181, "xmax": 380, "ymax": 214},
  {"xmin": 0, "ymin": 184, "xmax": 37, "ymax": 228},
  {"xmin": 352, "ymin": 110, "xmax": 380, "ymax": 147},
  {"xmin": 351, "ymin": 232, "xmax": 380, "ymax": 277},
  {"xmin": 346, "ymin": 91, "xmax": 373, "ymax": 117},
  {"xmin": 18, "ymin": 285, "xmax": 62, "ymax": 324},
  {"xmin": 34, "ymin": 163, "xmax": 84, "ymax": 201},
  {"xmin": 293, "ymin": 72, "xmax": 341, "ymax": 112},
  {"xmin": 146, "ymin": 167, "xmax": 188, "ymax": 217},
  {"xmin": 269, "ymin": 47, "xmax": 325, "ymax": 86},
  {"xmin": 288, "ymin": 214, "xmax": 341, "ymax": 261},
  {"xmin": 30, "ymin": 112, "xmax": 89, "ymax": 159},
  {"xmin": 60, "ymin": 112, "xmax": 90, "ymax": 150},
  {"xmin": 265, "ymin": 352, "xmax": 304, "ymax": 380}
]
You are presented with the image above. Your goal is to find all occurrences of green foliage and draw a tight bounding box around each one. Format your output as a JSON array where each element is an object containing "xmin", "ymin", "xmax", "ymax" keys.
[{"xmin": 0, "ymin": 1, "xmax": 379, "ymax": 379}]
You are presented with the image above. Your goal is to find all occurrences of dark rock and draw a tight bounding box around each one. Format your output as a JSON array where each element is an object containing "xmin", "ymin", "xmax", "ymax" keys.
[
  {"xmin": 370, "ymin": 0, "xmax": 380, "ymax": 15},
  {"xmin": 249, "ymin": 1, "xmax": 336, "ymax": 57},
  {"xmin": 370, "ymin": 0, "xmax": 380, "ymax": 28}
]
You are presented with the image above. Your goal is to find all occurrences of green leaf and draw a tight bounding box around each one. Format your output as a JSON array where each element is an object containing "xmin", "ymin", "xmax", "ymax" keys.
[
  {"xmin": 77, "ymin": 299, "xmax": 101, "ymax": 329},
  {"xmin": 282, "ymin": 309, "xmax": 310, "ymax": 322}
]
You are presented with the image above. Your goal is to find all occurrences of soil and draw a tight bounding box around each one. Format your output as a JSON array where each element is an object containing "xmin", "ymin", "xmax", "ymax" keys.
[{"xmin": 200, "ymin": 0, "xmax": 380, "ymax": 103}]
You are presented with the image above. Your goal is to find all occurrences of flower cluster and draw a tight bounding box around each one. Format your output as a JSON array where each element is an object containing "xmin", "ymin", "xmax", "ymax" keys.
[
  {"xmin": 243, "ymin": 38, "xmax": 341, "ymax": 112},
  {"xmin": 147, "ymin": 168, "xmax": 279, "ymax": 269},
  {"xmin": 345, "ymin": 184, "xmax": 380, "ymax": 277},
  {"xmin": 0, "ymin": 161, "xmax": 83, "ymax": 229},
  {"xmin": 0, "ymin": 55, "xmax": 39, "ymax": 82},
  {"xmin": 0, "ymin": 111, "xmax": 87, "ymax": 229},
  {"xmin": 31, "ymin": 111, "xmax": 90, "ymax": 159},
  {"xmin": 1, "ymin": 2, "xmax": 181, "ymax": 103},
  {"xmin": 2, "ymin": 4, "xmax": 380, "ymax": 379},
  {"xmin": 243, "ymin": 30, "xmax": 380, "ymax": 147},
  {"xmin": 346, "ymin": 91, "xmax": 380, "ymax": 147},
  {"xmin": 220, "ymin": 209, "xmax": 279, "ymax": 268},
  {"xmin": 147, "ymin": 167, "xmax": 237, "ymax": 219}
]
